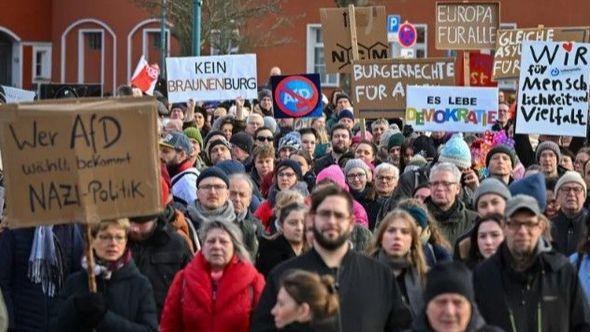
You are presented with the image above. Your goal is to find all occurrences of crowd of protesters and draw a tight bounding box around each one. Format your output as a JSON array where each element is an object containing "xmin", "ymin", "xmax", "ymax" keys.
[{"xmin": 1, "ymin": 67, "xmax": 590, "ymax": 332}]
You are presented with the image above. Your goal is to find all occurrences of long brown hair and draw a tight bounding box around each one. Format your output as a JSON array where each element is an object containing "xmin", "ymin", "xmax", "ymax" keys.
[
  {"xmin": 367, "ymin": 210, "xmax": 428, "ymax": 281},
  {"xmin": 281, "ymin": 270, "xmax": 339, "ymax": 322}
]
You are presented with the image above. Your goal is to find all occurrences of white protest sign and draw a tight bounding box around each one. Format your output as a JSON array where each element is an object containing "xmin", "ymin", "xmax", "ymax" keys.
[
  {"xmin": 166, "ymin": 54, "xmax": 257, "ymax": 102},
  {"xmin": 406, "ymin": 85, "xmax": 499, "ymax": 133},
  {"xmin": 516, "ymin": 41, "xmax": 590, "ymax": 137},
  {"xmin": 1, "ymin": 85, "xmax": 36, "ymax": 103}
]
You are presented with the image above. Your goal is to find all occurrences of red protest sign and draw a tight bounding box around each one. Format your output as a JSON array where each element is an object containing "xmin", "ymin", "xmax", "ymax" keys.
[{"xmin": 468, "ymin": 52, "xmax": 497, "ymax": 87}]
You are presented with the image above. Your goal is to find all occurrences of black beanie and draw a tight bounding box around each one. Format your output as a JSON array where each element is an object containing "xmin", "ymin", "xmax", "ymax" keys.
[
  {"xmin": 230, "ymin": 132, "xmax": 254, "ymax": 154},
  {"xmin": 485, "ymin": 144, "xmax": 516, "ymax": 167},
  {"xmin": 197, "ymin": 166, "xmax": 230, "ymax": 188},
  {"xmin": 424, "ymin": 261, "xmax": 474, "ymax": 304},
  {"xmin": 275, "ymin": 159, "xmax": 302, "ymax": 180}
]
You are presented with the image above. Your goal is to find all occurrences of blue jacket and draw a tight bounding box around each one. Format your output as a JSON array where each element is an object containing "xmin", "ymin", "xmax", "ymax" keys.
[
  {"xmin": 570, "ymin": 252, "xmax": 590, "ymax": 302},
  {"xmin": 0, "ymin": 225, "xmax": 83, "ymax": 331}
]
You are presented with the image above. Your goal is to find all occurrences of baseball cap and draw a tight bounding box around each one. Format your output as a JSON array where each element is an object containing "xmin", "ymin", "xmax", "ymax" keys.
[
  {"xmin": 505, "ymin": 194, "xmax": 540, "ymax": 218},
  {"xmin": 160, "ymin": 132, "xmax": 192, "ymax": 155}
]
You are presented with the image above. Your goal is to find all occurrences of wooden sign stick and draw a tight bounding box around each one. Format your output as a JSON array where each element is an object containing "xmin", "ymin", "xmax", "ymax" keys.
[
  {"xmin": 84, "ymin": 224, "xmax": 98, "ymax": 293},
  {"xmin": 463, "ymin": 51, "xmax": 471, "ymax": 87},
  {"xmin": 348, "ymin": 4, "xmax": 367, "ymax": 139}
]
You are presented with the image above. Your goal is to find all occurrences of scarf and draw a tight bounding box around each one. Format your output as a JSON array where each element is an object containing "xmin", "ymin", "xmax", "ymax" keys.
[
  {"xmin": 190, "ymin": 200, "xmax": 236, "ymax": 223},
  {"xmin": 427, "ymin": 198, "xmax": 462, "ymax": 223},
  {"xmin": 377, "ymin": 249, "xmax": 412, "ymax": 271},
  {"xmin": 28, "ymin": 225, "xmax": 63, "ymax": 297},
  {"xmin": 82, "ymin": 248, "xmax": 132, "ymax": 280}
]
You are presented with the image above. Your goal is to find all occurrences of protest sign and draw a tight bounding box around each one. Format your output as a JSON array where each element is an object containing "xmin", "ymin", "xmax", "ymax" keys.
[
  {"xmin": 516, "ymin": 41, "xmax": 590, "ymax": 137},
  {"xmin": 351, "ymin": 58, "xmax": 455, "ymax": 118},
  {"xmin": 0, "ymin": 97, "xmax": 162, "ymax": 228},
  {"xmin": 1, "ymin": 85, "xmax": 36, "ymax": 103},
  {"xmin": 320, "ymin": 6, "xmax": 388, "ymax": 73},
  {"xmin": 271, "ymin": 74, "xmax": 323, "ymax": 119},
  {"xmin": 436, "ymin": 2, "xmax": 500, "ymax": 50},
  {"xmin": 405, "ymin": 85, "xmax": 499, "ymax": 133},
  {"xmin": 493, "ymin": 26, "xmax": 590, "ymax": 80},
  {"xmin": 166, "ymin": 54, "xmax": 257, "ymax": 103},
  {"xmin": 130, "ymin": 55, "xmax": 159, "ymax": 96},
  {"xmin": 468, "ymin": 52, "xmax": 497, "ymax": 87}
]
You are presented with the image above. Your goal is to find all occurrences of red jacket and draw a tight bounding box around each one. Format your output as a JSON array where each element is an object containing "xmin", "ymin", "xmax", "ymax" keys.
[{"xmin": 160, "ymin": 252, "xmax": 265, "ymax": 332}]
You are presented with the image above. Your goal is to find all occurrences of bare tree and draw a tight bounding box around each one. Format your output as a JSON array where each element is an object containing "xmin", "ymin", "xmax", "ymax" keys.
[{"xmin": 131, "ymin": 0, "xmax": 300, "ymax": 55}]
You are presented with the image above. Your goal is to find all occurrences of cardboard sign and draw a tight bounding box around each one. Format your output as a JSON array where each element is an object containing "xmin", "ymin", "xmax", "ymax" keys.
[
  {"xmin": 320, "ymin": 6, "xmax": 389, "ymax": 73},
  {"xmin": 493, "ymin": 27, "xmax": 590, "ymax": 80},
  {"xmin": 436, "ymin": 2, "xmax": 500, "ymax": 50},
  {"xmin": 0, "ymin": 97, "xmax": 162, "ymax": 228},
  {"xmin": 516, "ymin": 41, "xmax": 590, "ymax": 137},
  {"xmin": 166, "ymin": 54, "xmax": 257, "ymax": 102},
  {"xmin": 271, "ymin": 74, "xmax": 323, "ymax": 119},
  {"xmin": 469, "ymin": 52, "xmax": 497, "ymax": 87},
  {"xmin": 1, "ymin": 85, "xmax": 36, "ymax": 103},
  {"xmin": 406, "ymin": 85, "xmax": 499, "ymax": 133},
  {"xmin": 351, "ymin": 58, "xmax": 456, "ymax": 119}
]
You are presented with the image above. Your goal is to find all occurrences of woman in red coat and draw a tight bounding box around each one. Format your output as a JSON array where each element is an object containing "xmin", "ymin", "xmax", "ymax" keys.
[{"xmin": 160, "ymin": 220, "xmax": 265, "ymax": 332}]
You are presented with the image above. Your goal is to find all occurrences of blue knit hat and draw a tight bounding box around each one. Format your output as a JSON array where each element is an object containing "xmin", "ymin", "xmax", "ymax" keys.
[
  {"xmin": 278, "ymin": 131, "xmax": 302, "ymax": 152},
  {"xmin": 216, "ymin": 160, "xmax": 246, "ymax": 176},
  {"xmin": 509, "ymin": 172, "xmax": 547, "ymax": 211},
  {"xmin": 275, "ymin": 159, "xmax": 302, "ymax": 180},
  {"xmin": 438, "ymin": 134, "xmax": 472, "ymax": 169},
  {"xmin": 399, "ymin": 205, "xmax": 429, "ymax": 228},
  {"xmin": 197, "ymin": 166, "xmax": 230, "ymax": 188}
]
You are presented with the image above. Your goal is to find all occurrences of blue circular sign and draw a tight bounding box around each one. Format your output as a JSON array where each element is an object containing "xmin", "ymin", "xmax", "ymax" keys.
[{"xmin": 274, "ymin": 76, "xmax": 319, "ymax": 117}]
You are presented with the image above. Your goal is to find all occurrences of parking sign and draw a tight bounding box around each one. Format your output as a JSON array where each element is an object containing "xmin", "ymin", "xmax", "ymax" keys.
[{"xmin": 387, "ymin": 15, "xmax": 401, "ymax": 33}]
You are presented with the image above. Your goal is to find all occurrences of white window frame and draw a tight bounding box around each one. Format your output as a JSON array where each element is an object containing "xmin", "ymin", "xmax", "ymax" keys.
[
  {"xmin": 209, "ymin": 29, "xmax": 240, "ymax": 55},
  {"xmin": 31, "ymin": 43, "xmax": 52, "ymax": 83},
  {"xmin": 78, "ymin": 29, "xmax": 104, "ymax": 85},
  {"xmin": 389, "ymin": 24, "xmax": 428, "ymax": 59},
  {"xmin": 306, "ymin": 24, "xmax": 339, "ymax": 87},
  {"xmin": 142, "ymin": 28, "xmax": 170, "ymax": 61}
]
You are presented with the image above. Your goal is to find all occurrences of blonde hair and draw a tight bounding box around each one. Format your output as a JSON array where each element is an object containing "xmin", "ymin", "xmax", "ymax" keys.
[
  {"xmin": 91, "ymin": 218, "xmax": 130, "ymax": 238},
  {"xmin": 367, "ymin": 210, "xmax": 428, "ymax": 281}
]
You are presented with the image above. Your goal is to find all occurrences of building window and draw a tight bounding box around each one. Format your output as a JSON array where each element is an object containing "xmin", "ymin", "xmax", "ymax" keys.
[
  {"xmin": 150, "ymin": 31, "xmax": 168, "ymax": 49},
  {"xmin": 210, "ymin": 29, "xmax": 240, "ymax": 55},
  {"xmin": 389, "ymin": 24, "xmax": 427, "ymax": 58},
  {"xmin": 306, "ymin": 25, "xmax": 338, "ymax": 87},
  {"xmin": 32, "ymin": 45, "xmax": 51, "ymax": 82},
  {"xmin": 87, "ymin": 32, "xmax": 101, "ymax": 50}
]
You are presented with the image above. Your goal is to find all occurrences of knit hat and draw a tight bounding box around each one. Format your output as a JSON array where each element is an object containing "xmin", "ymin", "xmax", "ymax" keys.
[
  {"xmin": 424, "ymin": 261, "xmax": 474, "ymax": 304},
  {"xmin": 216, "ymin": 160, "xmax": 246, "ymax": 175},
  {"xmin": 258, "ymin": 88, "xmax": 272, "ymax": 101},
  {"xmin": 230, "ymin": 132, "xmax": 254, "ymax": 154},
  {"xmin": 509, "ymin": 172, "xmax": 547, "ymax": 211},
  {"xmin": 160, "ymin": 132, "xmax": 192, "ymax": 155},
  {"xmin": 486, "ymin": 144, "xmax": 516, "ymax": 168},
  {"xmin": 207, "ymin": 138, "xmax": 231, "ymax": 157},
  {"xmin": 535, "ymin": 141, "xmax": 561, "ymax": 164},
  {"xmin": 408, "ymin": 154, "xmax": 427, "ymax": 168},
  {"xmin": 204, "ymin": 130, "xmax": 225, "ymax": 149},
  {"xmin": 183, "ymin": 127, "xmax": 203, "ymax": 148},
  {"xmin": 505, "ymin": 194, "xmax": 541, "ymax": 217},
  {"xmin": 473, "ymin": 177, "xmax": 512, "ymax": 207},
  {"xmin": 555, "ymin": 171, "xmax": 587, "ymax": 197},
  {"xmin": 171, "ymin": 102, "xmax": 188, "ymax": 113},
  {"xmin": 344, "ymin": 158, "xmax": 371, "ymax": 177},
  {"xmin": 338, "ymin": 109, "xmax": 355, "ymax": 121},
  {"xmin": 387, "ymin": 133, "xmax": 405, "ymax": 151},
  {"xmin": 412, "ymin": 135, "xmax": 437, "ymax": 159},
  {"xmin": 438, "ymin": 134, "xmax": 472, "ymax": 169},
  {"xmin": 276, "ymin": 159, "xmax": 302, "ymax": 180},
  {"xmin": 352, "ymin": 131, "xmax": 373, "ymax": 145},
  {"xmin": 399, "ymin": 205, "xmax": 429, "ymax": 228},
  {"xmin": 316, "ymin": 165, "xmax": 348, "ymax": 192},
  {"xmin": 197, "ymin": 166, "xmax": 230, "ymax": 188},
  {"xmin": 263, "ymin": 116, "xmax": 278, "ymax": 134},
  {"xmin": 278, "ymin": 131, "xmax": 302, "ymax": 152}
]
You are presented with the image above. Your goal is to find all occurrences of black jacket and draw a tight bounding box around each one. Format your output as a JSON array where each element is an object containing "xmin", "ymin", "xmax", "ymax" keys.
[
  {"xmin": 250, "ymin": 247, "xmax": 412, "ymax": 332},
  {"xmin": 312, "ymin": 153, "xmax": 336, "ymax": 175},
  {"xmin": 474, "ymin": 241, "xmax": 590, "ymax": 332},
  {"xmin": 128, "ymin": 219, "xmax": 192, "ymax": 317},
  {"xmin": 256, "ymin": 234, "xmax": 297, "ymax": 277},
  {"xmin": 551, "ymin": 210, "xmax": 588, "ymax": 256},
  {"xmin": 50, "ymin": 260, "xmax": 158, "ymax": 331}
]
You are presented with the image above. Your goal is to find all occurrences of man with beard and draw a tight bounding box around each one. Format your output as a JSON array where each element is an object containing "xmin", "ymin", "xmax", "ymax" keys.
[
  {"xmin": 251, "ymin": 185, "xmax": 411, "ymax": 332},
  {"xmin": 313, "ymin": 124, "xmax": 352, "ymax": 174},
  {"xmin": 474, "ymin": 195, "xmax": 590, "ymax": 331},
  {"xmin": 127, "ymin": 213, "xmax": 192, "ymax": 318},
  {"xmin": 160, "ymin": 132, "xmax": 199, "ymax": 206}
]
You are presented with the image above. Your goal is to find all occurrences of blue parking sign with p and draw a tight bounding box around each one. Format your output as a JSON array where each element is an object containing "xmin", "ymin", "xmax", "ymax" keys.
[{"xmin": 388, "ymin": 15, "xmax": 400, "ymax": 33}]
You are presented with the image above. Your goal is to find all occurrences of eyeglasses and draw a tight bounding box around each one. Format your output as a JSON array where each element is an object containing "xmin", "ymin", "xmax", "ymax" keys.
[
  {"xmin": 376, "ymin": 175, "xmax": 396, "ymax": 182},
  {"xmin": 429, "ymin": 181, "xmax": 457, "ymax": 189},
  {"xmin": 256, "ymin": 136, "xmax": 274, "ymax": 142},
  {"xmin": 199, "ymin": 184, "xmax": 228, "ymax": 191},
  {"xmin": 316, "ymin": 209, "xmax": 350, "ymax": 221},
  {"xmin": 278, "ymin": 171, "xmax": 296, "ymax": 178},
  {"xmin": 97, "ymin": 235, "xmax": 126, "ymax": 243},
  {"xmin": 559, "ymin": 186, "xmax": 584, "ymax": 194},
  {"xmin": 346, "ymin": 173, "xmax": 366, "ymax": 179},
  {"xmin": 506, "ymin": 220, "xmax": 541, "ymax": 231}
]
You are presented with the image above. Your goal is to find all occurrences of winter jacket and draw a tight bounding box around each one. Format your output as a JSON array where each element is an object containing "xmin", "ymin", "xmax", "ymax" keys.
[
  {"xmin": 161, "ymin": 204, "xmax": 197, "ymax": 252},
  {"xmin": 425, "ymin": 198, "xmax": 478, "ymax": 247},
  {"xmin": 551, "ymin": 209, "xmax": 588, "ymax": 256},
  {"xmin": 50, "ymin": 260, "xmax": 158, "ymax": 332},
  {"xmin": 160, "ymin": 253, "xmax": 265, "ymax": 332},
  {"xmin": 351, "ymin": 186, "xmax": 381, "ymax": 231},
  {"xmin": 169, "ymin": 160, "xmax": 199, "ymax": 206},
  {"xmin": 250, "ymin": 247, "xmax": 412, "ymax": 332},
  {"xmin": 0, "ymin": 225, "xmax": 83, "ymax": 331},
  {"xmin": 256, "ymin": 234, "xmax": 297, "ymax": 277},
  {"xmin": 128, "ymin": 218, "xmax": 193, "ymax": 317},
  {"xmin": 422, "ymin": 243, "xmax": 452, "ymax": 268},
  {"xmin": 236, "ymin": 210, "xmax": 263, "ymax": 260},
  {"xmin": 312, "ymin": 153, "xmax": 337, "ymax": 175},
  {"xmin": 474, "ymin": 241, "xmax": 590, "ymax": 332},
  {"xmin": 570, "ymin": 252, "xmax": 590, "ymax": 303}
]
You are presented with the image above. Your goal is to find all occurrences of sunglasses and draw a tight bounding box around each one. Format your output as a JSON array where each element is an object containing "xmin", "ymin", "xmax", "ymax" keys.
[{"xmin": 256, "ymin": 136, "xmax": 274, "ymax": 142}]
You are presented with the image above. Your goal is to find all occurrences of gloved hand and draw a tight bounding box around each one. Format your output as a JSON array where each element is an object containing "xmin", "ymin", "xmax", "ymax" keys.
[{"xmin": 74, "ymin": 292, "xmax": 107, "ymax": 328}]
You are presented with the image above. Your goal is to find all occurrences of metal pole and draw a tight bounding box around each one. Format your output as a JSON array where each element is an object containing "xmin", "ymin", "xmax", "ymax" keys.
[
  {"xmin": 192, "ymin": 0, "xmax": 202, "ymax": 56},
  {"xmin": 160, "ymin": 0, "xmax": 167, "ymax": 76}
]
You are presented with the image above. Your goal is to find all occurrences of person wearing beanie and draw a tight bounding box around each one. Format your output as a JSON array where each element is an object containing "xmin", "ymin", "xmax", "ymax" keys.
[
  {"xmin": 474, "ymin": 194, "xmax": 590, "ymax": 332},
  {"xmin": 409, "ymin": 261, "xmax": 493, "ymax": 332},
  {"xmin": 216, "ymin": 159, "xmax": 246, "ymax": 176},
  {"xmin": 230, "ymin": 131, "xmax": 254, "ymax": 164},
  {"xmin": 338, "ymin": 109, "xmax": 355, "ymax": 130},
  {"xmin": 277, "ymin": 132, "xmax": 302, "ymax": 161},
  {"xmin": 207, "ymin": 138, "xmax": 232, "ymax": 166},
  {"xmin": 263, "ymin": 117, "xmax": 278, "ymax": 135},
  {"xmin": 255, "ymin": 89, "xmax": 273, "ymax": 117},
  {"xmin": 370, "ymin": 118, "xmax": 389, "ymax": 146},
  {"xmin": 184, "ymin": 127, "xmax": 206, "ymax": 171},
  {"xmin": 160, "ymin": 132, "xmax": 200, "ymax": 206},
  {"xmin": 486, "ymin": 144, "xmax": 516, "ymax": 185},
  {"xmin": 326, "ymin": 94, "xmax": 353, "ymax": 131},
  {"xmin": 412, "ymin": 135, "xmax": 437, "ymax": 161},
  {"xmin": 536, "ymin": 140, "xmax": 563, "ymax": 179},
  {"xmin": 344, "ymin": 158, "xmax": 380, "ymax": 229},
  {"xmin": 170, "ymin": 103, "xmax": 188, "ymax": 121},
  {"xmin": 312, "ymin": 124, "xmax": 352, "ymax": 175},
  {"xmin": 388, "ymin": 133, "xmax": 405, "ymax": 167},
  {"xmin": 508, "ymin": 172, "xmax": 547, "ymax": 212},
  {"xmin": 254, "ymin": 126, "xmax": 275, "ymax": 149},
  {"xmin": 551, "ymin": 171, "xmax": 588, "ymax": 256},
  {"xmin": 439, "ymin": 134, "xmax": 480, "ymax": 194}
]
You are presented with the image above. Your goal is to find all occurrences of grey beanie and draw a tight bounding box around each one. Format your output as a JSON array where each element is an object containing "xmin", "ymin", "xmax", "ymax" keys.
[
  {"xmin": 473, "ymin": 177, "xmax": 512, "ymax": 207},
  {"xmin": 263, "ymin": 116, "xmax": 278, "ymax": 134},
  {"xmin": 535, "ymin": 141, "xmax": 561, "ymax": 164},
  {"xmin": 344, "ymin": 158, "xmax": 371, "ymax": 177}
]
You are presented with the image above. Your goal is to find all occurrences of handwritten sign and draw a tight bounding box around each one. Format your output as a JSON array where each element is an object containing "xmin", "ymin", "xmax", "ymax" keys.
[
  {"xmin": 0, "ymin": 97, "xmax": 162, "ymax": 227},
  {"xmin": 516, "ymin": 41, "xmax": 590, "ymax": 137},
  {"xmin": 320, "ymin": 6, "xmax": 388, "ymax": 73},
  {"xmin": 351, "ymin": 58, "xmax": 455, "ymax": 118},
  {"xmin": 406, "ymin": 85, "xmax": 498, "ymax": 133},
  {"xmin": 166, "ymin": 54, "xmax": 257, "ymax": 102},
  {"xmin": 492, "ymin": 27, "xmax": 590, "ymax": 80},
  {"xmin": 436, "ymin": 2, "xmax": 499, "ymax": 50},
  {"xmin": 469, "ymin": 52, "xmax": 497, "ymax": 87}
]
